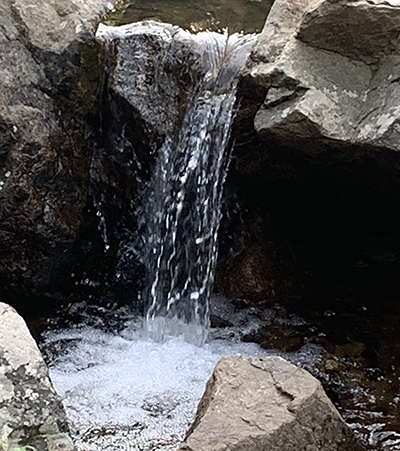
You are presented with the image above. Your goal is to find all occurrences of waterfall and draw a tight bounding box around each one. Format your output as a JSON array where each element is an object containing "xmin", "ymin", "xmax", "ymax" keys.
[
  {"xmin": 142, "ymin": 31, "xmax": 256, "ymax": 345},
  {"xmin": 97, "ymin": 22, "xmax": 255, "ymax": 345}
]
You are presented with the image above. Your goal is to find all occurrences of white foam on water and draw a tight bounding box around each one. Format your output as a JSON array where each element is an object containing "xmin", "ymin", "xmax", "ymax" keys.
[{"xmin": 44, "ymin": 318, "xmax": 321, "ymax": 450}]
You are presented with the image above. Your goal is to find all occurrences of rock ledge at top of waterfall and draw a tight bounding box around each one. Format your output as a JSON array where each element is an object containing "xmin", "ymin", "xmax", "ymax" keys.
[
  {"xmin": 250, "ymin": 0, "xmax": 400, "ymax": 152},
  {"xmin": 180, "ymin": 356, "xmax": 366, "ymax": 451},
  {"xmin": 0, "ymin": 303, "xmax": 75, "ymax": 451},
  {"xmin": 96, "ymin": 21, "xmax": 256, "ymax": 138}
]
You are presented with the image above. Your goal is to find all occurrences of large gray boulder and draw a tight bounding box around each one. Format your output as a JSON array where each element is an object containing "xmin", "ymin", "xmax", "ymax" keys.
[
  {"xmin": 91, "ymin": 21, "xmax": 223, "ymax": 217},
  {"xmin": 180, "ymin": 356, "xmax": 365, "ymax": 451},
  {"xmin": 0, "ymin": 0, "xmax": 120, "ymax": 306},
  {"xmin": 251, "ymin": 0, "xmax": 400, "ymax": 151},
  {"xmin": 0, "ymin": 302, "xmax": 74, "ymax": 450},
  {"xmin": 216, "ymin": 0, "xmax": 400, "ymax": 305}
]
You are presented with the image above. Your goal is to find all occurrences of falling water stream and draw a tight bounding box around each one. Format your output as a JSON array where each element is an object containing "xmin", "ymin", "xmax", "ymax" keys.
[{"xmin": 142, "ymin": 31, "xmax": 256, "ymax": 345}]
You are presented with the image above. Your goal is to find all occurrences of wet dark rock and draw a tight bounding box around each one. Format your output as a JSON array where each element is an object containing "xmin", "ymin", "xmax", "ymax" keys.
[
  {"xmin": 0, "ymin": 302, "xmax": 74, "ymax": 450},
  {"xmin": 181, "ymin": 356, "xmax": 366, "ymax": 451},
  {"xmin": 97, "ymin": 21, "xmax": 217, "ymax": 139},
  {"xmin": 0, "ymin": 0, "xmax": 123, "ymax": 309},
  {"xmin": 215, "ymin": 212, "xmax": 312, "ymax": 304},
  {"xmin": 88, "ymin": 21, "xmax": 218, "ymax": 303},
  {"xmin": 91, "ymin": 22, "xmax": 258, "ymax": 306},
  {"xmin": 243, "ymin": 323, "xmax": 305, "ymax": 353},
  {"xmin": 142, "ymin": 394, "xmax": 180, "ymax": 417}
]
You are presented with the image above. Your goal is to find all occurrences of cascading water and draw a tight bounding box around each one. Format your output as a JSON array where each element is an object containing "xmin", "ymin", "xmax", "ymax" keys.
[{"xmin": 140, "ymin": 30, "xmax": 256, "ymax": 344}]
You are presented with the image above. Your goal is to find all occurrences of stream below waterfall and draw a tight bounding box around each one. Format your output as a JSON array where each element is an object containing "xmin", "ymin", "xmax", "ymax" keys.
[
  {"xmin": 38, "ymin": 299, "xmax": 323, "ymax": 451},
  {"xmin": 35, "ymin": 289, "xmax": 400, "ymax": 451}
]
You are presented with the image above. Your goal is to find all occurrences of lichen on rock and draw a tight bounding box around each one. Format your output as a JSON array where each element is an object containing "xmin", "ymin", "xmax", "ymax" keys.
[{"xmin": 0, "ymin": 302, "xmax": 74, "ymax": 451}]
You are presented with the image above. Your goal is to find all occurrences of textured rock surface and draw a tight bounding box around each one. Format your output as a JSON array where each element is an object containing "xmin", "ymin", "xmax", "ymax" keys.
[
  {"xmin": 215, "ymin": 212, "xmax": 311, "ymax": 304},
  {"xmin": 93, "ymin": 21, "xmax": 221, "ymax": 235},
  {"xmin": 90, "ymin": 22, "xmax": 257, "ymax": 302},
  {"xmin": 216, "ymin": 0, "xmax": 400, "ymax": 304},
  {"xmin": 0, "ymin": 0, "xmax": 120, "ymax": 307},
  {"xmin": 0, "ymin": 302, "xmax": 74, "ymax": 450},
  {"xmin": 97, "ymin": 21, "xmax": 232, "ymax": 138},
  {"xmin": 180, "ymin": 356, "xmax": 365, "ymax": 451},
  {"xmin": 251, "ymin": 0, "xmax": 400, "ymax": 150}
]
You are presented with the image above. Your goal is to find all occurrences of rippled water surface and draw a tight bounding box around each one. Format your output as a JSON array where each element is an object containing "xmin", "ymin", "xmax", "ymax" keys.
[{"xmin": 105, "ymin": 0, "xmax": 274, "ymax": 33}]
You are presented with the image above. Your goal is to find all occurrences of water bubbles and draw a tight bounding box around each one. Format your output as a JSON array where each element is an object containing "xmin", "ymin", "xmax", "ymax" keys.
[{"xmin": 44, "ymin": 312, "xmax": 317, "ymax": 451}]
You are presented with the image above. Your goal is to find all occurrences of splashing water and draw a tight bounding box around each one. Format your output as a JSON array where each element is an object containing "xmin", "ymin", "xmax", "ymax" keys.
[
  {"xmin": 41, "ymin": 302, "xmax": 323, "ymax": 451},
  {"xmin": 142, "ymin": 31, "xmax": 256, "ymax": 345}
]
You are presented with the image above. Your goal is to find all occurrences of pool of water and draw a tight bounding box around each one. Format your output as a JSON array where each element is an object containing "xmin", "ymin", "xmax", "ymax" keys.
[
  {"xmin": 104, "ymin": 0, "xmax": 274, "ymax": 33},
  {"xmin": 37, "ymin": 287, "xmax": 400, "ymax": 451},
  {"xmin": 40, "ymin": 300, "xmax": 321, "ymax": 451}
]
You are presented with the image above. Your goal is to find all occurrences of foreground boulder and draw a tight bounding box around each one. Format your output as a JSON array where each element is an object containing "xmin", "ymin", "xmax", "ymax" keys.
[
  {"xmin": 0, "ymin": 0, "xmax": 120, "ymax": 307},
  {"xmin": 180, "ymin": 356, "xmax": 365, "ymax": 451},
  {"xmin": 0, "ymin": 303, "xmax": 74, "ymax": 450}
]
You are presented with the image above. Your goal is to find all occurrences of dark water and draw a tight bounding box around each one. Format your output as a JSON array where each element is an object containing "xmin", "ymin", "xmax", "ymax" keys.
[
  {"xmin": 310, "ymin": 271, "xmax": 400, "ymax": 450},
  {"xmin": 105, "ymin": 0, "xmax": 274, "ymax": 33}
]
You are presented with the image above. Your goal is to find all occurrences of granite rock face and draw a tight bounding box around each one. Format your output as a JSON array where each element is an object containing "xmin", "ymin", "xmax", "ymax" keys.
[
  {"xmin": 251, "ymin": 0, "xmax": 400, "ymax": 150},
  {"xmin": 218, "ymin": 0, "xmax": 400, "ymax": 304},
  {"xmin": 180, "ymin": 356, "xmax": 365, "ymax": 451},
  {"xmin": 0, "ymin": 0, "xmax": 120, "ymax": 307},
  {"xmin": 0, "ymin": 302, "xmax": 74, "ymax": 451}
]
